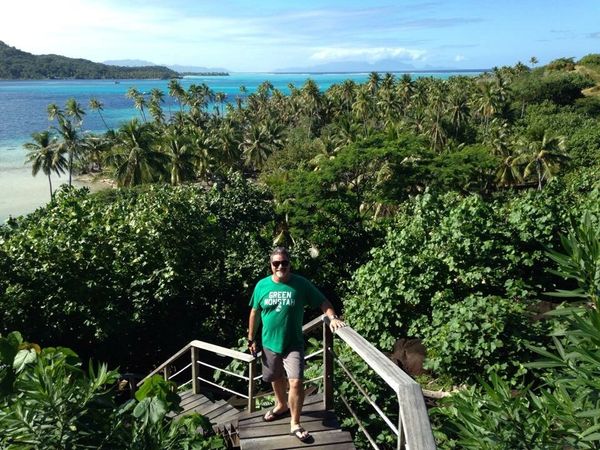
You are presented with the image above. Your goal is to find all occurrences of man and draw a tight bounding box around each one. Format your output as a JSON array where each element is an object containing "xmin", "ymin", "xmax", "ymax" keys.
[{"xmin": 247, "ymin": 247, "xmax": 346, "ymax": 442}]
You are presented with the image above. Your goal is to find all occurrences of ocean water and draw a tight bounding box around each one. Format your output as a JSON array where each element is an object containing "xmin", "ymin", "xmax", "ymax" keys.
[{"xmin": 0, "ymin": 72, "xmax": 480, "ymax": 221}]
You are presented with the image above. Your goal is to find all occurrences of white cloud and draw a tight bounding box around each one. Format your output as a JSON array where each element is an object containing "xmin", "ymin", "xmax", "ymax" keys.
[
  {"xmin": 454, "ymin": 54, "xmax": 465, "ymax": 62},
  {"xmin": 310, "ymin": 47, "xmax": 426, "ymax": 63}
]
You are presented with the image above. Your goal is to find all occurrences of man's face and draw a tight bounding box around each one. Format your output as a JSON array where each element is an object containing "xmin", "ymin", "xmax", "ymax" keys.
[{"xmin": 270, "ymin": 254, "xmax": 290, "ymax": 282}]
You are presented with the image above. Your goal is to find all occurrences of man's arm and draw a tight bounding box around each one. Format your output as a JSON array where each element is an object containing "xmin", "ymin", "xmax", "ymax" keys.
[
  {"xmin": 248, "ymin": 308, "xmax": 261, "ymax": 356},
  {"xmin": 320, "ymin": 300, "xmax": 347, "ymax": 332}
]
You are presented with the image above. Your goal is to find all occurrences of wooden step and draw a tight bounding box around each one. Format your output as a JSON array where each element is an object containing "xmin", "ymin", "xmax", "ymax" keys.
[
  {"xmin": 241, "ymin": 430, "xmax": 355, "ymax": 450},
  {"xmin": 238, "ymin": 393, "xmax": 355, "ymax": 450},
  {"xmin": 174, "ymin": 391, "xmax": 243, "ymax": 428}
]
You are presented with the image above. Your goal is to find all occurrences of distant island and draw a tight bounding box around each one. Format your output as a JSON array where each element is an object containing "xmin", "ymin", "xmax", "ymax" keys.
[
  {"xmin": 179, "ymin": 72, "xmax": 229, "ymax": 76},
  {"xmin": 0, "ymin": 41, "xmax": 179, "ymax": 80},
  {"xmin": 103, "ymin": 60, "xmax": 229, "ymax": 76}
]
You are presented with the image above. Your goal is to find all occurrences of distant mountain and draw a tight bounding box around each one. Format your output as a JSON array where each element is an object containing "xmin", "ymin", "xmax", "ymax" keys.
[
  {"xmin": 273, "ymin": 59, "xmax": 465, "ymax": 73},
  {"xmin": 0, "ymin": 42, "xmax": 178, "ymax": 80},
  {"xmin": 104, "ymin": 60, "xmax": 229, "ymax": 74}
]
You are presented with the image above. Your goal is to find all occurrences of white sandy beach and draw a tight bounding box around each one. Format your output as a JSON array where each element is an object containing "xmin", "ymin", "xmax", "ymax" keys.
[{"xmin": 0, "ymin": 164, "xmax": 110, "ymax": 223}]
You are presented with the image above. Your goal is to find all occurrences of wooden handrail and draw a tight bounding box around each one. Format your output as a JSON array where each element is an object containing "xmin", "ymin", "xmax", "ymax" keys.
[
  {"xmin": 302, "ymin": 314, "xmax": 325, "ymax": 334},
  {"xmin": 328, "ymin": 317, "xmax": 436, "ymax": 450},
  {"xmin": 138, "ymin": 339, "xmax": 255, "ymax": 387},
  {"xmin": 138, "ymin": 314, "xmax": 435, "ymax": 448}
]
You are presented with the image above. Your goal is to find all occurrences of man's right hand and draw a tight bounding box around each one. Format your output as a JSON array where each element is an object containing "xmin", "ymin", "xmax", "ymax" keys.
[{"xmin": 248, "ymin": 340, "xmax": 258, "ymax": 358}]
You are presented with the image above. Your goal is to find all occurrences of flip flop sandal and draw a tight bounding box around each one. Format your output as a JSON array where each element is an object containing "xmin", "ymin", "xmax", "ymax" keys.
[
  {"xmin": 262, "ymin": 407, "xmax": 289, "ymax": 422},
  {"xmin": 290, "ymin": 426, "xmax": 311, "ymax": 442}
]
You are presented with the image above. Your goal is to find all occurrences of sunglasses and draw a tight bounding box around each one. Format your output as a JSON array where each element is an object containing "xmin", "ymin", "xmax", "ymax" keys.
[{"xmin": 271, "ymin": 260, "xmax": 290, "ymax": 268}]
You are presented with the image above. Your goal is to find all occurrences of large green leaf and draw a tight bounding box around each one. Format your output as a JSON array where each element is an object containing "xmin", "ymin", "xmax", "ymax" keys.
[
  {"xmin": 133, "ymin": 396, "xmax": 168, "ymax": 425},
  {"xmin": 13, "ymin": 348, "xmax": 37, "ymax": 373}
]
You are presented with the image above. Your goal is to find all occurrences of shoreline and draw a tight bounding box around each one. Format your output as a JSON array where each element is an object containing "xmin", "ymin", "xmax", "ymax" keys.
[{"xmin": 0, "ymin": 168, "xmax": 116, "ymax": 223}]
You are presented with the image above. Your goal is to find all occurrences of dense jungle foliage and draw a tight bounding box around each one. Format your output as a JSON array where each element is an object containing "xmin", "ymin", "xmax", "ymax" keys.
[
  {"xmin": 0, "ymin": 41, "xmax": 178, "ymax": 80},
  {"xmin": 2, "ymin": 54, "xmax": 600, "ymax": 448}
]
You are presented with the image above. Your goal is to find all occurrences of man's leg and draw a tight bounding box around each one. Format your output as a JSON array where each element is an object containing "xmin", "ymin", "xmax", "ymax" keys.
[
  {"xmin": 272, "ymin": 377, "xmax": 288, "ymax": 413},
  {"xmin": 288, "ymin": 378, "xmax": 304, "ymax": 426},
  {"xmin": 283, "ymin": 350, "xmax": 309, "ymax": 439}
]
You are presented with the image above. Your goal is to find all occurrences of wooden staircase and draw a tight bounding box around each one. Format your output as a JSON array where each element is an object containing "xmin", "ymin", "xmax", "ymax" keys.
[
  {"xmin": 176, "ymin": 390, "xmax": 355, "ymax": 449},
  {"xmin": 140, "ymin": 315, "xmax": 437, "ymax": 449},
  {"xmin": 235, "ymin": 393, "xmax": 354, "ymax": 449}
]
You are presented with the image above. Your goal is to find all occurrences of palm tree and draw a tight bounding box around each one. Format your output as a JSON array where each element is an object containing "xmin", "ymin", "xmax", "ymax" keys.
[
  {"xmin": 80, "ymin": 134, "xmax": 111, "ymax": 172},
  {"xmin": 339, "ymin": 79, "xmax": 356, "ymax": 114},
  {"xmin": 240, "ymin": 120, "xmax": 283, "ymax": 170},
  {"xmin": 514, "ymin": 130, "xmax": 568, "ymax": 190},
  {"xmin": 376, "ymin": 87, "xmax": 401, "ymax": 128},
  {"xmin": 24, "ymin": 131, "xmax": 67, "ymax": 199},
  {"xmin": 109, "ymin": 119, "xmax": 168, "ymax": 186},
  {"xmin": 300, "ymin": 79, "xmax": 323, "ymax": 137},
  {"xmin": 161, "ymin": 125, "xmax": 198, "ymax": 185},
  {"xmin": 496, "ymin": 153, "xmax": 522, "ymax": 188},
  {"xmin": 214, "ymin": 92, "xmax": 227, "ymax": 117},
  {"xmin": 236, "ymin": 85, "xmax": 248, "ymax": 110},
  {"xmin": 529, "ymin": 56, "xmax": 538, "ymax": 68},
  {"xmin": 88, "ymin": 98, "xmax": 110, "ymax": 131},
  {"xmin": 212, "ymin": 120, "xmax": 241, "ymax": 169},
  {"xmin": 168, "ymin": 79, "xmax": 187, "ymax": 113},
  {"xmin": 126, "ymin": 87, "xmax": 147, "ymax": 122},
  {"xmin": 352, "ymin": 86, "xmax": 371, "ymax": 134},
  {"xmin": 54, "ymin": 118, "xmax": 80, "ymax": 186},
  {"xmin": 367, "ymin": 72, "xmax": 381, "ymax": 95},
  {"xmin": 149, "ymin": 88, "xmax": 166, "ymax": 124},
  {"xmin": 470, "ymin": 81, "xmax": 500, "ymax": 132},
  {"xmin": 65, "ymin": 98, "xmax": 86, "ymax": 126},
  {"xmin": 397, "ymin": 74, "xmax": 414, "ymax": 112}
]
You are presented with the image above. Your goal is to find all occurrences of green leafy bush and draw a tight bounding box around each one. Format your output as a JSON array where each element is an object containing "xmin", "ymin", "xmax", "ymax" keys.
[
  {"xmin": 578, "ymin": 53, "xmax": 600, "ymax": 68},
  {"xmin": 434, "ymin": 212, "xmax": 600, "ymax": 449},
  {"xmin": 0, "ymin": 332, "xmax": 224, "ymax": 449},
  {"xmin": 513, "ymin": 72, "xmax": 594, "ymax": 106},
  {"xmin": 345, "ymin": 180, "xmax": 598, "ymax": 381},
  {"xmin": 0, "ymin": 174, "xmax": 274, "ymax": 371},
  {"xmin": 421, "ymin": 294, "xmax": 541, "ymax": 380}
]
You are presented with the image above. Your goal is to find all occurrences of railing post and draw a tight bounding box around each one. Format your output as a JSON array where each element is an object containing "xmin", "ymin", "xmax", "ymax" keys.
[
  {"xmin": 191, "ymin": 346, "xmax": 200, "ymax": 394},
  {"xmin": 248, "ymin": 359, "xmax": 257, "ymax": 412},
  {"xmin": 163, "ymin": 366, "xmax": 170, "ymax": 381},
  {"xmin": 323, "ymin": 317, "xmax": 334, "ymax": 410},
  {"xmin": 397, "ymin": 395, "xmax": 404, "ymax": 450}
]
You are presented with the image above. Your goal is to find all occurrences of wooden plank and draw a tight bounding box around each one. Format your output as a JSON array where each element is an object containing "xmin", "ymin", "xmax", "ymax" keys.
[
  {"xmin": 189, "ymin": 340, "xmax": 255, "ymax": 363},
  {"xmin": 239, "ymin": 409, "xmax": 337, "ymax": 428},
  {"xmin": 205, "ymin": 403, "xmax": 237, "ymax": 420},
  {"xmin": 334, "ymin": 327, "xmax": 414, "ymax": 391},
  {"xmin": 209, "ymin": 406, "xmax": 241, "ymax": 424},
  {"xmin": 193, "ymin": 400, "xmax": 229, "ymax": 417},
  {"xmin": 239, "ymin": 414, "xmax": 340, "ymax": 440},
  {"xmin": 302, "ymin": 314, "xmax": 325, "ymax": 334},
  {"xmin": 179, "ymin": 390, "xmax": 195, "ymax": 400},
  {"xmin": 175, "ymin": 399, "xmax": 223, "ymax": 419},
  {"xmin": 323, "ymin": 321, "xmax": 334, "ymax": 410},
  {"xmin": 398, "ymin": 385, "xmax": 437, "ymax": 450},
  {"xmin": 139, "ymin": 343, "xmax": 193, "ymax": 384},
  {"xmin": 241, "ymin": 430, "xmax": 355, "ymax": 450},
  {"xmin": 141, "ymin": 339, "xmax": 256, "ymax": 387},
  {"xmin": 180, "ymin": 395, "xmax": 211, "ymax": 410},
  {"xmin": 237, "ymin": 394, "xmax": 323, "ymax": 422},
  {"xmin": 334, "ymin": 327, "xmax": 436, "ymax": 450}
]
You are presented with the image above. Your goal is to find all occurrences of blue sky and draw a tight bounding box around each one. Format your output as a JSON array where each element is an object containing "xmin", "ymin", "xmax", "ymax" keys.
[{"xmin": 2, "ymin": 0, "xmax": 599, "ymax": 71}]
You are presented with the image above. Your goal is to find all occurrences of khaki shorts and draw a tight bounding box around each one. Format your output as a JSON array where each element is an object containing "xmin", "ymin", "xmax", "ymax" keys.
[{"xmin": 261, "ymin": 347, "xmax": 304, "ymax": 382}]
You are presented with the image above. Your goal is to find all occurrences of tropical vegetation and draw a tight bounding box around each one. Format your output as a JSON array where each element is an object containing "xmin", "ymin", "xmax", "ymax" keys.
[
  {"xmin": 3, "ymin": 54, "xmax": 600, "ymax": 448},
  {"xmin": 0, "ymin": 41, "xmax": 178, "ymax": 80}
]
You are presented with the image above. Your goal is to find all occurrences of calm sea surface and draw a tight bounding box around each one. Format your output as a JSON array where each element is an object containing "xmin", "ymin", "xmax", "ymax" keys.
[{"xmin": 0, "ymin": 72, "xmax": 479, "ymax": 221}]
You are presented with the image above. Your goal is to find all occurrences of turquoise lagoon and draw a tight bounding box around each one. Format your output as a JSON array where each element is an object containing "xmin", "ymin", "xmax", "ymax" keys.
[{"xmin": 0, "ymin": 71, "xmax": 480, "ymax": 221}]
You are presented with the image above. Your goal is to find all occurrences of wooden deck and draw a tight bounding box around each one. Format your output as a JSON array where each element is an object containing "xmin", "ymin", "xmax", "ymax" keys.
[
  {"xmin": 175, "ymin": 390, "xmax": 355, "ymax": 449},
  {"xmin": 236, "ymin": 394, "xmax": 355, "ymax": 450}
]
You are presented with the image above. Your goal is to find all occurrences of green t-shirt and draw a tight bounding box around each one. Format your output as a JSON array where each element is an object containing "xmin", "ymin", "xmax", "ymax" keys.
[{"xmin": 250, "ymin": 273, "xmax": 325, "ymax": 354}]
